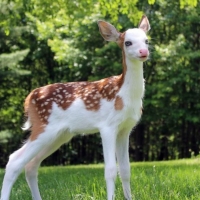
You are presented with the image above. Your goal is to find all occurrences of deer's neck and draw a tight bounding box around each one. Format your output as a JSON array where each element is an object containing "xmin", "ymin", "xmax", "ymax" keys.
[{"xmin": 120, "ymin": 56, "xmax": 144, "ymax": 100}]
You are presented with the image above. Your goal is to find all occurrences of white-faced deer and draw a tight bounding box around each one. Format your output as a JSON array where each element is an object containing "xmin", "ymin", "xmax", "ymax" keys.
[{"xmin": 1, "ymin": 15, "xmax": 150, "ymax": 200}]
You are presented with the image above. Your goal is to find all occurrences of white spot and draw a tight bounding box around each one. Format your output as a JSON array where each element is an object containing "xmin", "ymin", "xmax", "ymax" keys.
[
  {"xmin": 32, "ymin": 99, "xmax": 36, "ymax": 104},
  {"xmin": 58, "ymin": 95, "xmax": 63, "ymax": 99},
  {"xmin": 109, "ymin": 90, "xmax": 114, "ymax": 95},
  {"xmin": 114, "ymin": 86, "xmax": 119, "ymax": 91}
]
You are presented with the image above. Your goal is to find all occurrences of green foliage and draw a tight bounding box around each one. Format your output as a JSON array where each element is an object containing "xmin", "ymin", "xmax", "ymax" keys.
[
  {"xmin": 0, "ymin": 49, "xmax": 30, "ymax": 77},
  {"xmin": 139, "ymin": 0, "xmax": 200, "ymax": 160},
  {"xmin": 0, "ymin": 130, "xmax": 12, "ymax": 144},
  {"xmin": 0, "ymin": 0, "xmax": 199, "ymax": 167},
  {"xmin": 180, "ymin": 0, "xmax": 198, "ymax": 8},
  {"xmin": 99, "ymin": 0, "xmax": 142, "ymax": 26}
]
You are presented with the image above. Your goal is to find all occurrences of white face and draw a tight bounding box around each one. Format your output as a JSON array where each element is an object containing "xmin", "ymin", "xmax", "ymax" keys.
[{"xmin": 123, "ymin": 28, "xmax": 149, "ymax": 62}]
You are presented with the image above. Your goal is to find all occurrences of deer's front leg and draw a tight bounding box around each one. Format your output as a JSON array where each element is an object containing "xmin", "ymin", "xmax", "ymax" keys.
[
  {"xmin": 116, "ymin": 132, "xmax": 132, "ymax": 200},
  {"xmin": 100, "ymin": 128, "xmax": 117, "ymax": 200}
]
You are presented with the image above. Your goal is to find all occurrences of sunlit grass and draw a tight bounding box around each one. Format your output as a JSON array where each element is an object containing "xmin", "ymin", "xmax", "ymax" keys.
[{"xmin": 1, "ymin": 159, "xmax": 200, "ymax": 199}]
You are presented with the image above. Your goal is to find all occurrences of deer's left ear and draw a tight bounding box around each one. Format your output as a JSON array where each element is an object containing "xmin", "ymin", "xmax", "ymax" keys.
[
  {"xmin": 138, "ymin": 15, "xmax": 151, "ymax": 33},
  {"xmin": 98, "ymin": 20, "xmax": 120, "ymax": 42}
]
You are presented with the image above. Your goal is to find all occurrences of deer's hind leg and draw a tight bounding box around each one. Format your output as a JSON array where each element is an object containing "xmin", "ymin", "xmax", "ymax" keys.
[
  {"xmin": 25, "ymin": 132, "xmax": 73, "ymax": 200},
  {"xmin": 1, "ymin": 143, "xmax": 29, "ymax": 200},
  {"xmin": 1, "ymin": 138, "xmax": 47, "ymax": 200},
  {"xmin": 1, "ymin": 127, "xmax": 71, "ymax": 200}
]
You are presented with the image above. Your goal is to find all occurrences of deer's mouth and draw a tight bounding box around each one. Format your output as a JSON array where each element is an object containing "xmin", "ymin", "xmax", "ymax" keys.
[{"xmin": 139, "ymin": 56, "xmax": 148, "ymax": 61}]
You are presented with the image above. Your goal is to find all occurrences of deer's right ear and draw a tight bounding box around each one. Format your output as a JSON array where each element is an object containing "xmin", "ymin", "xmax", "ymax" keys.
[
  {"xmin": 97, "ymin": 20, "xmax": 120, "ymax": 42},
  {"xmin": 138, "ymin": 15, "xmax": 151, "ymax": 33}
]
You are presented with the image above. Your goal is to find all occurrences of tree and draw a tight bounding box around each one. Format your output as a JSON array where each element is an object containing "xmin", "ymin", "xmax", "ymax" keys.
[{"xmin": 0, "ymin": 0, "xmax": 199, "ymax": 166}]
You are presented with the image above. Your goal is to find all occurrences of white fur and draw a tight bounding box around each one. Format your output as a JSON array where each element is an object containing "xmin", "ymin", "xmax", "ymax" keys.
[
  {"xmin": 21, "ymin": 117, "xmax": 31, "ymax": 131},
  {"xmin": 1, "ymin": 16, "xmax": 150, "ymax": 200},
  {"xmin": 124, "ymin": 29, "xmax": 149, "ymax": 61}
]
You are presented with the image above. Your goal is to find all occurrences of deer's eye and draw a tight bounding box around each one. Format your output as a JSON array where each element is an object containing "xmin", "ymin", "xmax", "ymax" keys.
[
  {"xmin": 125, "ymin": 41, "xmax": 132, "ymax": 47},
  {"xmin": 145, "ymin": 39, "xmax": 149, "ymax": 44}
]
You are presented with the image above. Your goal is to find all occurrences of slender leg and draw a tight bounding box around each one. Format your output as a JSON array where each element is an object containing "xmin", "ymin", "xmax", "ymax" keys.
[
  {"xmin": 0, "ymin": 144, "xmax": 28, "ymax": 200},
  {"xmin": 1, "ymin": 129, "xmax": 70, "ymax": 200},
  {"xmin": 1, "ymin": 139, "xmax": 46, "ymax": 200},
  {"xmin": 116, "ymin": 132, "xmax": 132, "ymax": 200},
  {"xmin": 25, "ymin": 133, "xmax": 73, "ymax": 200},
  {"xmin": 25, "ymin": 161, "xmax": 41, "ymax": 200},
  {"xmin": 100, "ymin": 128, "xmax": 117, "ymax": 200}
]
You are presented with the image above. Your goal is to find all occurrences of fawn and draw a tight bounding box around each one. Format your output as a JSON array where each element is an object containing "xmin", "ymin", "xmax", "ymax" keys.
[{"xmin": 1, "ymin": 15, "xmax": 150, "ymax": 200}]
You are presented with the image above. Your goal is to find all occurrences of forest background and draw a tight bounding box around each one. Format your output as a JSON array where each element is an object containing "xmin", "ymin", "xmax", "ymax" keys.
[{"xmin": 0, "ymin": 0, "xmax": 199, "ymax": 167}]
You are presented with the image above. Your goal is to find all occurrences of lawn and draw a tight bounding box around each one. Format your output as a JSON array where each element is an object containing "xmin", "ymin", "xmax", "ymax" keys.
[{"xmin": 1, "ymin": 159, "xmax": 200, "ymax": 199}]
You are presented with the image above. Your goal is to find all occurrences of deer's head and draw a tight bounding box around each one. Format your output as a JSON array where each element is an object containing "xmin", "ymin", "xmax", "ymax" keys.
[{"xmin": 98, "ymin": 15, "xmax": 150, "ymax": 62}]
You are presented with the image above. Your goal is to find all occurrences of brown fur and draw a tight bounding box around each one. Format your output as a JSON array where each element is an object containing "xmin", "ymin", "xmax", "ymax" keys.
[
  {"xmin": 114, "ymin": 95, "xmax": 124, "ymax": 110},
  {"xmin": 24, "ymin": 30, "xmax": 128, "ymax": 141},
  {"xmin": 24, "ymin": 92, "xmax": 45, "ymax": 141}
]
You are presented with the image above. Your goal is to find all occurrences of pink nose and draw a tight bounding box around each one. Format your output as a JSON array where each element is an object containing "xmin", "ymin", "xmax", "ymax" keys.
[{"xmin": 139, "ymin": 49, "xmax": 148, "ymax": 57}]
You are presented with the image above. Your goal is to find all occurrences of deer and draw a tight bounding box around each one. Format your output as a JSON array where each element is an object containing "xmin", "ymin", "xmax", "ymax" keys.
[{"xmin": 0, "ymin": 15, "xmax": 150, "ymax": 200}]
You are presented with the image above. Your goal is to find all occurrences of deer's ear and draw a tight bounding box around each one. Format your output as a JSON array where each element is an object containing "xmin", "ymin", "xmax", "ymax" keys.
[
  {"xmin": 98, "ymin": 20, "xmax": 120, "ymax": 42},
  {"xmin": 139, "ymin": 15, "xmax": 151, "ymax": 33}
]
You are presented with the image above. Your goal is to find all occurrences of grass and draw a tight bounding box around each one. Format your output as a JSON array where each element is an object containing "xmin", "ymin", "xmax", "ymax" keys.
[{"xmin": 1, "ymin": 159, "xmax": 200, "ymax": 199}]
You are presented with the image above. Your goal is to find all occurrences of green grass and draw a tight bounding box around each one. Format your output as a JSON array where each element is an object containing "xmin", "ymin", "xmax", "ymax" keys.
[{"xmin": 1, "ymin": 159, "xmax": 200, "ymax": 199}]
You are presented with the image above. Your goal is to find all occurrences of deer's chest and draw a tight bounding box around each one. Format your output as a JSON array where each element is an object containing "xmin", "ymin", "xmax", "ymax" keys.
[
  {"xmin": 99, "ymin": 94, "xmax": 143, "ymax": 130},
  {"xmin": 116, "ymin": 83, "xmax": 144, "ymax": 122},
  {"xmin": 119, "ymin": 95, "xmax": 142, "ymax": 123}
]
